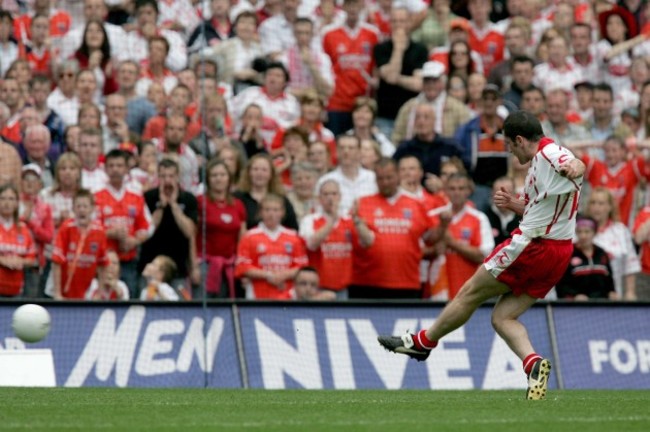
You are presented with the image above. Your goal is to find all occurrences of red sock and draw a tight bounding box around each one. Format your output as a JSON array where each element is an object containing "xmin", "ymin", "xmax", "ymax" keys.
[
  {"xmin": 413, "ymin": 330, "xmax": 438, "ymax": 351},
  {"xmin": 523, "ymin": 353, "xmax": 542, "ymax": 375}
]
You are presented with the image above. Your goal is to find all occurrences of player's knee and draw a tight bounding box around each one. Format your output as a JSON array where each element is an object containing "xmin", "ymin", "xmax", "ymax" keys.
[{"xmin": 491, "ymin": 312, "xmax": 505, "ymax": 335}]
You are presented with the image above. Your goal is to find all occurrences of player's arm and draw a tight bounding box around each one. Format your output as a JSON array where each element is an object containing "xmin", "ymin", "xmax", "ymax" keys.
[
  {"xmin": 493, "ymin": 187, "xmax": 525, "ymax": 216},
  {"xmin": 558, "ymin": 158, "xmax": 586, "ymax": 179}
]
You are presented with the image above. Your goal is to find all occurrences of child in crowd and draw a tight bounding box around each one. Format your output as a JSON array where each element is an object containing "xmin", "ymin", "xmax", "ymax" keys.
[
  {"xmin": 140, "ymin": 255, "xmax": 180, "ymax": 301},
  {"xmin": 86, "ymin": 251, "xmax": 130, "ymax": 300}
]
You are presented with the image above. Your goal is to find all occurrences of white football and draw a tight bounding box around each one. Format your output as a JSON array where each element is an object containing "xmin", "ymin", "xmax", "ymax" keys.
[{"xmin": 12, "ymin": 304, "xmax": 51, "ymax": 343}]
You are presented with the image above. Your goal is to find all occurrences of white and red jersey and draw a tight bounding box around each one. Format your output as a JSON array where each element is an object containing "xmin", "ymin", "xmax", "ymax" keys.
[
  {"xmin": 533, "ymin": 62, "xmax": 583, "ymax": 95},
  {"xmin": 0, "ymin": 220, "xmax": 36, "ymax": 296},
  {"xmin": 157, "ymin": 0, "xmax": 201, "ymax": 36},
  {"xmin": 568, "ymin": 55, "xmax": 600, "ymax": 89},
  {"xmin": 82, "ymin": 167, "xmax": 108, "ymax": 193},
  {"xmin": 51, "ymin": 219, "xmax": 109, "ymax": 299},
  {"xmin": 235, "ymin": 224, "xmax": 308, "ymax": 299},
  {"xmin": 94, "ymin": 185, "xmax": 153, "ymax": 262},
  {"xmin": 299, "ymin": 212, "xmax": 355, "ymax": 291},
  {"xmin": 519, "ymin": 138, "xmax": 583, "ymax": 240},
  {"xmin": 594, "ymin": 221, "xmax": 641, "ymax": 296},
  {"xmin": 322, "ymin": 23, "xmax": 379, "ymax": 112},
  {"xmin": 232, "ymin": 86, "xmax": 300, "ymax": 144},
  {"xmin": 125, "ymin": 28, "xmax": 188, "ymax": 72}
]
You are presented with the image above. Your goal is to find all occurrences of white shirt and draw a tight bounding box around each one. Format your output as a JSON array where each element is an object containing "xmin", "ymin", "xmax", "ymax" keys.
[
  {"xmin": 316, "ymin": 166, "xmax": 378, "ymax": 216},
  {"xmin": 519, "ymin": 139, "xmax": 583, "ymax": 240},
  {"xmin": 0, "ymin": 41, "xmax": 18, "ymax": 77},
  {"xmin": 532, "ymin": 62, "xmax": 583, "ymax": 95},
  {"xmin": 135, "ymin": 75, "xmax": 179, "ymax": 98},
  {"xmin": 82, "ymin": 167, "xmax": 109, "ymax": 193},
  {"xmin": 47, "ymin": 87, "xmax": 80, "ymax": 127},
  {"xmin": 299, "ymin": 211, "xmax": 353, "ymax": 251},
  {"xmin": 157, "ymin": 0, "xmax": 201, "ymax": 37},
  {"xmin": 594, "ymin": 221, "xmax": 641, "ymax": 296},
  {"xmin": 85, "ymin": 279, "xmax": 130, "ymax": 300},
  {"xmin": 140, "ymin": 281, "xmax": 179, "ymax": 301},
  {"xmin": 126, "ymin": 29, "xmax": 188, "ymax": 72}
]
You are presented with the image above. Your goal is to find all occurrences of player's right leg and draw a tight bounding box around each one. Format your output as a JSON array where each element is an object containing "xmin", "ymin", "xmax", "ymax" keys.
[{"xmin": 378, "ymin": 266, "xmax": 510, "ymax": 360}]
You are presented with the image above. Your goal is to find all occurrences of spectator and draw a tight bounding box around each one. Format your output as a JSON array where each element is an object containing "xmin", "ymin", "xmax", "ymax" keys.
[
  {"xmin": 187, "ymin": 0, "xmax": 232, "ymax": 52},
  {"xmin": 47, "ymin": 59, "xmax": 80, "ymax": 127},
  {"xmin": 484, "ymin": 176, "xmax": 520, "ymax": 246},
  {"xmin": 0, "ymin": 78, "xmax": 26, "ymax": 144},
  {"xmin": 58, "ymin": 0, "xmax": 129, "ymax": 64},
  {"xmin": 585, "ymin": 83, "xmax": 633, "ymax": 158},
  {"xmin": 7, "ymin": 59, "xmax": 33, "ymax": 102},
  {"xmin": 154, "ymin": 114, "xmax": 200, "ymax": 193},
  {"xmin": 19, "ymin": 164, "xmax": 54, "ymax": 298},
  {"xmin": 428, "ymin": 17, "xmax": 485, "ymax": 75},
  {"xmin": 280, "ymin": 17, "xmax": 334, "ymax": 101},
  {"xmin": 502, "ymin": 56, "xmax": 535, "ymax": 109},
  {"xmin": 286, "ymin": 161, "xmax": 318, "ymax": 223},
  {"xmin": 233, "ymin": 104, "xmax": 267, "ymax": 158},
  {"xmin": 0, "ymin": 137, "xmax": 22, "ymax": 190},
  {"xmin": 393, "ymin": 103, "xmax": 465, "ymax": 177},
  {"xmin": 235, "ymin": 193, "xmax": 308, "ymax": 299},
  {"xmin": 349, "ymin": 157, "xmax": 439, "ymax": 298},
  {"xmin": 393, "ymin": 61, "xmax": 471, "ymax": 143},
  {"xmin": 232, "ymin": 62, "xmax": 300, "ymax": 145},
  {"xmin": 532, "ymin": 35, "xmax": 582, "ymax": 95},
  {"xmin": 216, "ymin": 145, "xmax": 245, "ymax": 187},
  {"xmin": 85, "ymin": 251, "xmax": 130, "ymax": 300},
  {"xmin": 373, "ymin": 6, "xmax": 427, "ymax": 137},
  {"xmin": 0, "ymin": 10, "xmax": 19, "ymax": 78},
  {"xmin": 64, "ymin": 125, "xmax": 81, "ymax": 153},
  {"xmin": 209, "ymin": 11, "xmax": 262, "ymax": 92},
  {"xmin": 29, "ymin": 76, "xmax": 66, "ymax": 162},
  {"xmin": 143, "ymin": 85, "xmax": 201, "ymax": 143},
  {"xmin": 411, "ymin": 0, "xmax": 458, "ymax": 51},
  {"xmin": 74, "ymin": 19, "xmax": 118, "ymax": 96},
  {"xmin": 95, "ymin": 149, "xmax": 153, "ymax": 296},
  {"xmin": 299, "ymin": 179, "xmax": 353, "ymax": 298},
  {"xmin": 51, "ymin": 188, "xmax": 108, "ymax": 299},
  {"xmin": 307, "ymin": 140, "xmax": 331, "ymax": 178},
  {"xmin": 360, "ymin": 139, "xmax": 381, "ymax": 171},
  {"xmin": 139, "ymin": 158, "xmax": 198, "ymax": 297},
  {"xmin": 189, "ymin": 93, "xmax": 235, "ymax": 164},
  {"xmin": 0, "ymin": 184, "xmax": 36, "ymax": 297},
  {"xmin": 541, "ymin": 88, "xmax": 590, "ymax": 147},
  {"xmin": 259, "ymin": 0, "xmax": 301, "ymax": 59},
  {"xmin": 135, "ymin": 35, "xmax": 180, "ymax": 98},
  {"xmin": 22, "ymin": 124, "xmax": 55, "ymax": 188},
  {"xmin": 618, "ymin": 57, "xmax": 650, "ymax": 117},
  {"xmin": 520, "ymin": 85, "xmax": 546, "ymax": 120},
  {"xmin": 75, "ymin": 128, "xmax": 106, "ymax": 193},
  {"xmin": 398, "ymin": 155, "xmax": 447, "ymax": 211},
  {"xmin": 317, "ymin": 134, "xmax": 377, "ymax": 216},
  {"xmin": 196, "ymin": 159, "xmax": 246, "ymax": 298},
  {"xmin": 585, "ymin": 187, "xmax": 640, "ymax": 299},
  {"xmin": 24, "ymin": 14, "xmax": 55, "ymax": 78},
  {"xmin": 293, "ymin": 266, "xmax": 337, "ymax": 300},
  {"xmin": 322, "ymin": 0, "xmax": 379, "ymax": 135},
  {"xmin": 556, "ymin": 215, "xmax": 617, "ymax": 300},
  {"xmin": 104, "ymin": 94, "xmax": 140, "ymax": 153},
  {"xmin": 126, "ymin": 0, "xmax": 187, "ymax": 72},
  {"xmin": 439, "ymin": 173, "xmax": 494, "ymax": 300},
  {"xmin": 115, "ymin": 60, "xmax": 157, "ymax": 135},
  {"xmin": 76, "ymin": 68, "xmax": 100, "ymax": 108},
  {"xmin": 568, "ymin": 23, "xmax": 599, "ymax": 86},
  {"xmin": 234, "ymin": 153, "xmax": 298, "ymax": 229},
  {"xmin": 293, "ymin": 90, "xmax": 336, "ymax": 162},
  {"xmin": 466, "ymin": 0, "xmax": 504, "ymax": 76},
  {"xmin": 346, "ymin": 97, "xmax": 395, "ymax": 158},
  {"xmin": 488, "ymin": 20, "xmax": 530, "ymax": 91},
  {"xmin": 140, "ymin": 255, "xmax": 180, "ymax": 301}
]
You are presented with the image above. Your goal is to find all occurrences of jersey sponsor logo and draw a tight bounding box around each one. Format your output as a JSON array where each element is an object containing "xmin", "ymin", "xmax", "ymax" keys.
[
  {"xmin": 374, "ymin": 208, "xmax": 384, "ymax": 217},
  {"xmin": 90, "ymin": 242, "xmax": 98, "ymax": 253},
  {"xmin": 362, "ymin": 42, "xmax": 371, "ymax": 54},
  {"xmin": 220, "ymin": 213, "xmax": 233, "ymax": 224},
  {"xmin": 128, "ymin": 206, "xmax": 137, "ymax": 217},
  {"xmin": 402, "ymin": 209, "xmax": 412, "ymax": 220},
  {"xmin": 104, "ymin": 206, "xmax": 113, "ymax": 215},
  {"xmin": 257, "ymin": 244, "xmax": 266, "ymax": 253},
  {"xmin": 337, "ymin": 43, "xmax": 347, "ymax": 54},
  {"xmin": 461, "ymin": 228, "xmax": 471, "ymax": 240},
  {"xmin": 284, "ymin": 242, "xmax": 293, "ymax": 254},
  {"xmin": 17, "ymin": 235, "xmax": 24, "ymax": 244}
]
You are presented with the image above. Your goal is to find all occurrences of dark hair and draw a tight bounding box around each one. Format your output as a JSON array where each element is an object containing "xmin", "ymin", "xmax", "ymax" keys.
[
  {"xmin": 234, "ymin": 10, "xmax": 258, "ymax": 27},
  {"xmin": 74, "ymin": 188, "xmax": 95, "ymax": 205},
  {"xmin": 29, "ymin": 74, "xmax": 51, "ymax": 89},
  {"xmin": 511, "ymin": 55, "xmax": 534, "ymax": 70},
  {"xmin": 295, "ymin": 17, "xmax": 314, "ymax": 27},
  {"xmin": 448, "ymin": 40, "xmax": 475, "ymax": 77},
  {"xmin": 571, "ymin": 22, "xmax": 592, "ymax": 36},
  {"xmin": 296, "ymin": 266, "xmax": 319, "ymax": 279},
  {"xmin": 336, "ymin": 133, "xmax": 361, "ymax": 148},
  {"xmin": 265, "ymin": 61, "xmax": 290, "ymax": 82},
  {"xmin": 149, "ymin": 35, "xmax": 170, "ymax": 55},
  {"xmin": 593, "ymin": 82, "xmax": 614, "ymax": 98},
  {"xmin": 0, "ymin": 10, "xmax": 14, "ymax": 22},
  {"xmin": 77, "ymin": 20, "xmax": 111, "ymax": 63},
  {"xmin": 158, "ymin": 157, "xmax": 180, "ymax": 173},
  {"xmin": 503, "ymin": 111, "xmax": 544, "ymax": 142},
  {"xmin": 135, "ymin": 0, "xmax": 158, "ymax": 14},
  {"xmin": 205, "ymin": 158, "xmax": 234, "ymax": 205},
  {"xmin": 283, "ymin": 126, "xmax": 309, "ymax": 146},
  {"xmin": 522, "ymin": 85, "xmax": 545, "ymax": 99},
  {"xmin": 104, "ymin": 149, "xmax": 130, "ymax": 164},
  {"xmin": 375, "ymin": 156, "xmax": 398, "ymax": 170},
  {"xmin": 0, "ymin": 183, "xmax": 19, "ymax": 220}
]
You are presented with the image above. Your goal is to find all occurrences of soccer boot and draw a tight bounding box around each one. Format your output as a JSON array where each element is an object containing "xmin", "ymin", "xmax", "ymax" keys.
[
  {"xmin": 377, "ymin": 333, "xmax": 430, "ymax": 362},
  {"xmin": 526, "ymin": 358, "xmax": 552, "ymax": 400}
]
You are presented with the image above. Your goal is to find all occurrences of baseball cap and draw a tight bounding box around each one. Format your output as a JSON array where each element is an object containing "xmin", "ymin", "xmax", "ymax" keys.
[
  {"xmin": 421, "ymin": 61, "xmax": 446, "ymax": 79},
  {"xmin": 21, "ymin": 163, "xmax": 42, "ymax": 178},
  {"xmin": 482, "ymin": 83, "xmax": 502, "ymax": 98}
]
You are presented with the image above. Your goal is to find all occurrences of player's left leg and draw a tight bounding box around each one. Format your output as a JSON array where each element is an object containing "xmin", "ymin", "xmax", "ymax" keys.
[{"xmin": 491, "ymin": 293, "xmax": 551, "ymax": 400}]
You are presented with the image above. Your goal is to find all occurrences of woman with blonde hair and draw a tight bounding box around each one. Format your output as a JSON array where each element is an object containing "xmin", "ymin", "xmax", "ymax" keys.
[
  {"xmin": 585, "ymin": 187, "xmax": 639, "ymax": 299},
  {"xmin": 234, "ymin": 153, "xmax": 298, "ymax": 229}
]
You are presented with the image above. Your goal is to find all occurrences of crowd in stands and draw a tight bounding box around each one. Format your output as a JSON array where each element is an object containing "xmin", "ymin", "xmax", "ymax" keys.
[{"xmin": 1, "ymin": 0, "xmax": 650, "ymax": 302}]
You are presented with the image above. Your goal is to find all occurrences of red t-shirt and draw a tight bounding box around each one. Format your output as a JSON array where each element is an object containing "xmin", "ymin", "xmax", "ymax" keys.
[
  {"xmin": 633, "ymin": 207, "xmax": 650, "ymax": 274},
  {"xmin": 196, "ymin": 194, "xmax": 246, "ymax": 258},
  {"xmin": 51, "ymin": 219, "xmax": 109, "ymax": 299},
  {"xmin": 351, "ymin": 193, "xmax": 431, "ymax": 289},
  {"xmin": 94, "ymin": 187, "xmax": 152, "ymax": 262},
  {"xmin": 0, "ymin": 221, "xmax": 36, "ymax": 296},
  {"xmin": 142, "ymin": 115, "xmax": 202, "ymax": 143},
  {"xmin": 468, "ymin": 23, "xmax": 504, "ymax": 76},
  {"xmin": 235, "ymin": 225, "xmax": 308, "ymax": 299}
]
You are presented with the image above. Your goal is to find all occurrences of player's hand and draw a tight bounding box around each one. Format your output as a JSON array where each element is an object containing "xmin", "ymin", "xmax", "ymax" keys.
[
  {"xmin": 558, "ymin": 159, "xmax": 585, "ymax": 179},
  {"xmin": 494, "ymin": 187, "xmax": 513, "ymax": 210}
]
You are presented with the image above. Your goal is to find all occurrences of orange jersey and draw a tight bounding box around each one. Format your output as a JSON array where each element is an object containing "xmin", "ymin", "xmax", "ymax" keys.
[
  {"xmin": 323, "ymin": 24, "xmax": 379, "ymax": 112},
  {"xmin": 468, "ymin": 23, "xmax": 504, "ymax": 76},
  {"xmin": 352, "ymin": 193, "xmax": 431, "ymax": 289},
  {"xmin": 14, "ymin": 10, "xmax": 71, "ymax": 42},
  {"xmin": 300, "ymin": 214, "xmax": 355, "ymax": 291},
  {"xmin": 235, "ymin": 225, "xmax": 309, "ymax": 299},
  {"xmin": 633, "ymin": 207, "xmax": 650, "ymax": 274},
  {"xmin": 51, "ymin": 219, "xmax": 109, "ymax": 299},
  {"xmin": 94, "ymin": 187, "xmax": 152, "ymax": 262},
  {"xmin": 584, "ymin": 154, "xmax": 647, "ymax": 225},
  {"xmin": 444, "ymin": 205, "xmax": 494, "ymax": 299},
  {"xmin": 0, "ymin": 221, "xmax": 36, "ymax": 296}
]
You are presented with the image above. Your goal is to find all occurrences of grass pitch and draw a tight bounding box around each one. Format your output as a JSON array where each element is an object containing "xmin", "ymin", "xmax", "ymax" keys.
[{"xmin": 1, "ymin": 389, "xmax": 649, "ymax": 431}]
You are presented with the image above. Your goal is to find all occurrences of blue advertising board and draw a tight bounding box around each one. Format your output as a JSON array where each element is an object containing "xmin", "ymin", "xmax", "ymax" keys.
[
  {"xmin": 0, "ymin": 304, "xmax": 241, "ymax": 388},
  {"xmin": 553, "ymin": 306, "xmax": 650, "ymax": 389},
  {"xmin": 237, "ymin": 305, "xmax": 552, "ymax": 390}
]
